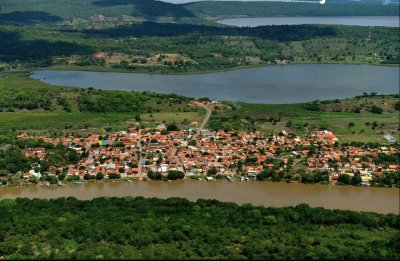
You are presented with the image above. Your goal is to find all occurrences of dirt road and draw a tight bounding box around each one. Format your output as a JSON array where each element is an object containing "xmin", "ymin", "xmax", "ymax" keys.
[{"xmin": 191, "ymin": 101, "xmax": 212, "ymax": 138}]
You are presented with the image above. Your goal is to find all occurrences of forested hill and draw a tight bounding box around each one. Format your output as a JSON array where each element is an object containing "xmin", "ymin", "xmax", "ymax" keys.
[
  {"xmin": 184, "ymin": 1, "xmax": 400, "ymax": 19},
  {"xmin": 0, "ymin": 0, "xmax": 194, "ymax": 23},
  {"xmin": 0, "ymin": 0, "xmax": 398, "ymax": 24}
]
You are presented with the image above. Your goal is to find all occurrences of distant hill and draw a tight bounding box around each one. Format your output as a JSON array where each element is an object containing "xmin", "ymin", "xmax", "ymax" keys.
[
  {"xmin": 184, "ymin": 1, "xmax": 400, "ymax": 19},
  {"xmin": 0, "ymin": 0, "xmax": 397, "ymax": 24},
  {"xmin": 0, "ymin": 0, "xmax": 194, "ymax": 23}
]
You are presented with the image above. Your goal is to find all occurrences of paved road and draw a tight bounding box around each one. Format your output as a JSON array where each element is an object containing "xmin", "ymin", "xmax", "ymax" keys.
[{"xmin": 192, "ymin": 101, "xmax": 212, "ymax": 138}]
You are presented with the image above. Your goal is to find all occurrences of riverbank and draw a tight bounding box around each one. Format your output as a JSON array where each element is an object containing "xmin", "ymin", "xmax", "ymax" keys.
[
  {"xmin": 2, "ymin": 174, "xmax": 397, "ymax": 192},
  {"xmin": 1, "ymin": 180, "xmax": 398, "ymax": 214}
]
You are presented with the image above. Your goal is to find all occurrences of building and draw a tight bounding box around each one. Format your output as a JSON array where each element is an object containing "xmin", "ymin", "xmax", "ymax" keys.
[{"xmin": 383, "ymin": 134, "xmax": 396, "ymax": 143}]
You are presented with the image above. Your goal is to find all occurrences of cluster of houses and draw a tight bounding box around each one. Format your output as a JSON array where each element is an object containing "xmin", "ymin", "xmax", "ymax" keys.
[{"xmin": 17, "ymin": 127, "xmax": 398, "ymax": 185}]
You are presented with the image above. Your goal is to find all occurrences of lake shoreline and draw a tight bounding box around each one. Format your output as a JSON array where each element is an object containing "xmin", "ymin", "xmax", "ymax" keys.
[
  {"xmin": 217, "ymin": 16, "xmax": 400, "ymax": 28},
  {"xmin": 39, "ymin": 62, "xmax": 400, "ymax": 76},
  {"xmin": 30, "ymin": 64, "xmax": 400, "ymax": 104}
]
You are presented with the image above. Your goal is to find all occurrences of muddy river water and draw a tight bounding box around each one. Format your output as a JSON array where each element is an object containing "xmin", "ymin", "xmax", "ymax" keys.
[{"xmin": 1, "ymin": 181, "xmax": 398, "ymax": 214}]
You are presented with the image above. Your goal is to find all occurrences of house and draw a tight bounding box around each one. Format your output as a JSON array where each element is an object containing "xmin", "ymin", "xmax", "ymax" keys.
[
  {"xmin": 29, "ymin": 169, "xmax": 42, "ymax": 179},
  {"xmin": 384, "ymin": 134, "xmax": 396, "ymax": 143}
]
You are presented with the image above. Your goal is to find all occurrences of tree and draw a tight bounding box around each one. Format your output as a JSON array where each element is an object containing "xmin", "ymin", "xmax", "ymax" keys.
[
  {"xmin": 109, "ymin": 173, "xmax": 121, "ymax": 179},
  {"xmin": 84, "ymin": 173, "xmax": 92, "ymax": 180},
  {"xmin": 96, "ymin": 172, "xmax": 104, "ymax": 180},
  {"xmin": 207, "ymin": 167, "xmax": 217, "ymax": 176},
  {"xmin": 29, "ymin": 175, "xmax": 39, "ymax": 184},
  {"xmin": 351, "ymin": 173, "xmax": 362, "ymax": 186},
  {"xmin": 167, "ymin": 124, "xmax": 179, "ymax": 131},
  {"xmin": 167, "ymin": 170, "xmax": 184, "ymax": 180},
  {"xmin": 338, "ymin": 174, "xmax": 351, "ymax": 184},
  {"xmin": 394, "ymin": 101, "xmax": 400, "ymax": 111},
  {"xmin": 271, "ymin": 171, "xmax": 283, "ymax": 182},
  {"xmin": 129, "ymin": 162, "xmax": 138, "ymax": 168},
  {"xmin": 371, "ymin": 105, "xmax": 383, "ymax": 114},
  {"xmin": 257, "ymin": 168, "xmax": 273, "ymax": 181},
  {"xmin": 147, "ymin": 171, "xmax": 162, "ymax": 181}
]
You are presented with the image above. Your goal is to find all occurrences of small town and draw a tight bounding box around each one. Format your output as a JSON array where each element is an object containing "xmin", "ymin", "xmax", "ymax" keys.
[{"xmin": 17, "ymin": 123, "xmax": 399, "ymax": 187}]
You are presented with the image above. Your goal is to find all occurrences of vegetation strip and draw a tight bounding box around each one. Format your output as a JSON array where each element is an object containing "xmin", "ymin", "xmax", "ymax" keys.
[{"xmin": 0, "ymin": 197, "xmax": 398, "ymax": 259}]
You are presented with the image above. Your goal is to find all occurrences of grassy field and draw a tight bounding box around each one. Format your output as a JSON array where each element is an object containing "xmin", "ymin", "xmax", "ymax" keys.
[
  {"xmin": 0, "ymin": 73, "xmax": 205, "ymax": 133},
  {"xmin": 293, "ymin": 112, "xmax": 399, "ymax": 143},
  {"xmin": 0, "ymin": 112, "xmax": 135, "ymax": 135},
  {"xmin": 141, "ymin": 111, "xmax": 205, "ymax": 127},
  {"xmin": 211, "ymin": 97, "xmax": 399, "ymax": 143}
]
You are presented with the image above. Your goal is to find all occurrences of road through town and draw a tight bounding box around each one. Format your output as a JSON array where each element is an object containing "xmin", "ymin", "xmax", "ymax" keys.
[{"xmin": 191, "ymin": 101, "xmax": 212, "ymax": 138}]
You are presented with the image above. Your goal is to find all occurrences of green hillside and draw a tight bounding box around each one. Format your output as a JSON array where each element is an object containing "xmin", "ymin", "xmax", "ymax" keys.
[
  {"xmin": 0, "ymin": 0, "xmax": 194, "ymax": 22},
  {"xmin": 1, "ymin": 23, "xmax": 398, "ymax": 73},
  {"xmin": 184, "ymin": 1, "xmax": 400, "ymax": 19},
  {"xmin": 0, "ymin": 0, "xmax": 398, "ymax": 23}
]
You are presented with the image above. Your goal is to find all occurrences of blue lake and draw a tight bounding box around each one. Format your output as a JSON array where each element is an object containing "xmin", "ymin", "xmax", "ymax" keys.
[
  {"xmin": 217, "ymin": 16, "xmax": 400, "ymax": 27},
  {"xmin": 31, "ymin": 64, "xmax": 399, "ymax": 104}
]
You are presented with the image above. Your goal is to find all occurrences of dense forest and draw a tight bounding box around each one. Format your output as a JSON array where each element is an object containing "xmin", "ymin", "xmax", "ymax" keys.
[
  {"xmin": 0, "ymin": 0, "xmax": 194, "ymax": 22},
  {"xmin": 185, "ymin": 1, "xmax": 400, "ymax": 19},
  {"xmin": 83, "ymin": 22, "xmax": 338, "ymax": 40},
  {"xmin": 0, "ymin": 197, "xmax": 398, "ymax": 259}
]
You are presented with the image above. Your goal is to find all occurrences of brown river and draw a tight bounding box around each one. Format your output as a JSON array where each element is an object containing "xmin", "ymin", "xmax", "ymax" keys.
[{"xmin": 0, "ymin": 181, "xmax": 398, "ymax": 214}]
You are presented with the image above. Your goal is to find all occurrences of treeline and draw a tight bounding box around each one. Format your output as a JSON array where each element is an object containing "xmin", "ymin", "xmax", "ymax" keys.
[
  {"xmin": 0, "ymin": 11, "xmax": 62, "ymax": 24},
  {"xmin": 147, "ymin": 170, "xmax": 185, "ymax": 181},
  {"xmin": 92, "ymin": 0, "xmax": 194, "ymax": 18},
  {"xmin": 185, "ymin": 1, "xmax": 400, "ymax": 18},
  {"xmin": 0, "ymin": 197, "xmax": 398, "ymax": 259},
  {"xmin": 83, "ymin": 22, "xmax": 338, "ymax": 41},
  {"xmin": 0, "ymin": 30, "xmax": 92, "ymax": 63},
  {"xmin": 77, "ymin": 89, "xmax": 146, "ymax": 113},
  {"xmin": 301, "ymin": 94, "xmax": 400, "ymax": 113}
]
